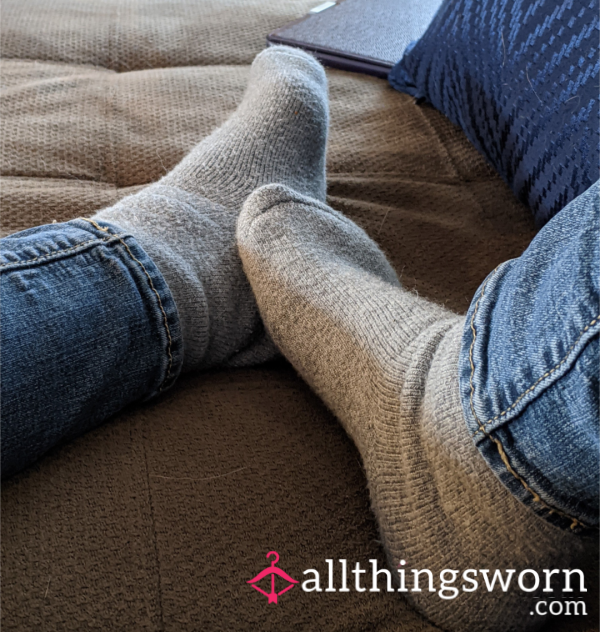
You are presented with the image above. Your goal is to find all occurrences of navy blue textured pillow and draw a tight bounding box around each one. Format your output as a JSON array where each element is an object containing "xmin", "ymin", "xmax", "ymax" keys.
[{"xmin": 389, "ymin": 0, "xmax": 599, "ymax": 227}]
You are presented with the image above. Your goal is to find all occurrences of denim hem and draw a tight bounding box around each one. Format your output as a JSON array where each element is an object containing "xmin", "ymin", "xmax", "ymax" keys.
[
  {"xmin": 1, "ymin": 218, "xmax": 185, "ymax": 477},
  {"xmin": 459, "ymin": 278, "xmax": 599, "ymax": 533},
  {"xmin": 73, "ymin": 217, "xmax": 184, "ymax": 397}
]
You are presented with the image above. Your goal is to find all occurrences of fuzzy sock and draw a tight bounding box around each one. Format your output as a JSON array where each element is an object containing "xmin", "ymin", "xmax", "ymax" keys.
[
  {"xmin": 93, "ymin": 46, "xmax": 328, "ymax": 371},
  {"xmin": 237, "ymin": 184, "xmax": 591, "ymax": 632}
]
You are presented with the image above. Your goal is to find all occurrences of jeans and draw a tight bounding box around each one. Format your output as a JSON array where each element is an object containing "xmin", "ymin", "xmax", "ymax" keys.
[
  {"xmin": 458, "ymin": 182, "xmax": 599, "ymax": 532},
  {"xmin": 2, "ymin": 187, "xmax": 598, "ymax": 532},
  {"xmin": 0, "ymin": 219, "xmax": 184, "ymax": 477}
]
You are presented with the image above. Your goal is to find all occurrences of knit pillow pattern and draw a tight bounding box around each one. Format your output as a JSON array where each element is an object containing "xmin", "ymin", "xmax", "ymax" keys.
[{"xmin": 389, "ymin": 0, "xmax": 599, "ymax": 227}]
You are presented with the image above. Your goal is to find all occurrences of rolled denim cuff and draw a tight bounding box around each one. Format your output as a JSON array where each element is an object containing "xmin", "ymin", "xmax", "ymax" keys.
[
  {"xmin": 459, "ymin": 260, "xmax": 600, "ymax": 533},
  {"xmin": 457, "ymin": 184, "xmax": 599, "ymax": 533},
  {"xmin": 72, "ymin": 218, "xmax": 184, "ymax": 397},
  {"xmin": 0, "ymin": 218, "xmax": 184, "ymax": 477}
]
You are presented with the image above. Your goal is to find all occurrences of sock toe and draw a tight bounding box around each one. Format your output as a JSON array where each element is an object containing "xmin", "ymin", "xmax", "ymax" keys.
[
  {"xmin": 238, "ymin": 183, "xmax": 400, "ymax": 292},
  {"xmin": 160, "ymin": 46, "xmax": 329, "ymax": 207},
  {"xmin": 238, "ymin": 183, "xmax": 330, "ymax": 226},
  {"xmin": 251, "ymin": 45, "xmax": 328, "ymax": 91}
]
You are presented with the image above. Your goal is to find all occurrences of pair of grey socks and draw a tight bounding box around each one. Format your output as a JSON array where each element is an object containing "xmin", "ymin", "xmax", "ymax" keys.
[{"xmin": 94, "ymin": 46, "xmax": 589, "ymax": 631}]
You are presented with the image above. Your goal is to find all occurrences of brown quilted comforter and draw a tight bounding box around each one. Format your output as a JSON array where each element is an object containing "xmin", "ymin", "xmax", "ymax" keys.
[{"xmin": 1, "ymin": 1, "xmax": 596, "ymax": 630}]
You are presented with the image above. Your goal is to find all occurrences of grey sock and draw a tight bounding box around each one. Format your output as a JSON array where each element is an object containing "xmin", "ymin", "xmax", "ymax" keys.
[
  {"xmin": 93, "ymin": 46, "xmax": 328, "ymax": 371},
  {"xmin": 237, "ymin": 183, "xmax": 590, "ymax": 632}
]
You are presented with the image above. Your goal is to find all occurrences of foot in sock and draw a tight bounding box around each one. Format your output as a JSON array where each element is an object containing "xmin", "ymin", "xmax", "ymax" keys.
[
  {"xmin": 236, "ymin": 183, "xmax": 589, "ymax": 632},
  {"xmin": 93, "ymin": 46, "xmax": 328, "ymax": 371}
]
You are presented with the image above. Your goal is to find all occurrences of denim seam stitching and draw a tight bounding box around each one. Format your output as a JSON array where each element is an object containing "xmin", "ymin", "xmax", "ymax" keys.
[
  {"xmin": 81, "ymin": 218, "xmax": 174, "ymax": 392},
  {"xmin": 467, "ymin": 265, "xmax": 591, "ymax": 530},
  {"xmin": 0, "ymin": 235, "xmax": 123, "ymax": 269}
]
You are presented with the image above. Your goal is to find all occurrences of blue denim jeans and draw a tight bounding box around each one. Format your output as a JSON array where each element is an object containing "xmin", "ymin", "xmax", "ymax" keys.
[
  {"xmin": 0, "ymin": 218, "xmax": 184, "ymax": 477},
  {"xmin": 459, "ymin": 182, "xmax": 599, "ymax": 532}
]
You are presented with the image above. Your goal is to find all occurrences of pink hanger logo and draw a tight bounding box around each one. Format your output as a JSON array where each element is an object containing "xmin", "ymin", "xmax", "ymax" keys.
[{"xmin": 247, "ymin": 551, "xmax": 298, "ymax": 604}]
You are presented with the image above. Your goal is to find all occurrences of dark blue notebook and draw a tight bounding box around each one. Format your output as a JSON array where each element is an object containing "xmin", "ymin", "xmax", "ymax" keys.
[{"xmin": 267, "ymin": 0, "xmax": 442, "ymax": 78}]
